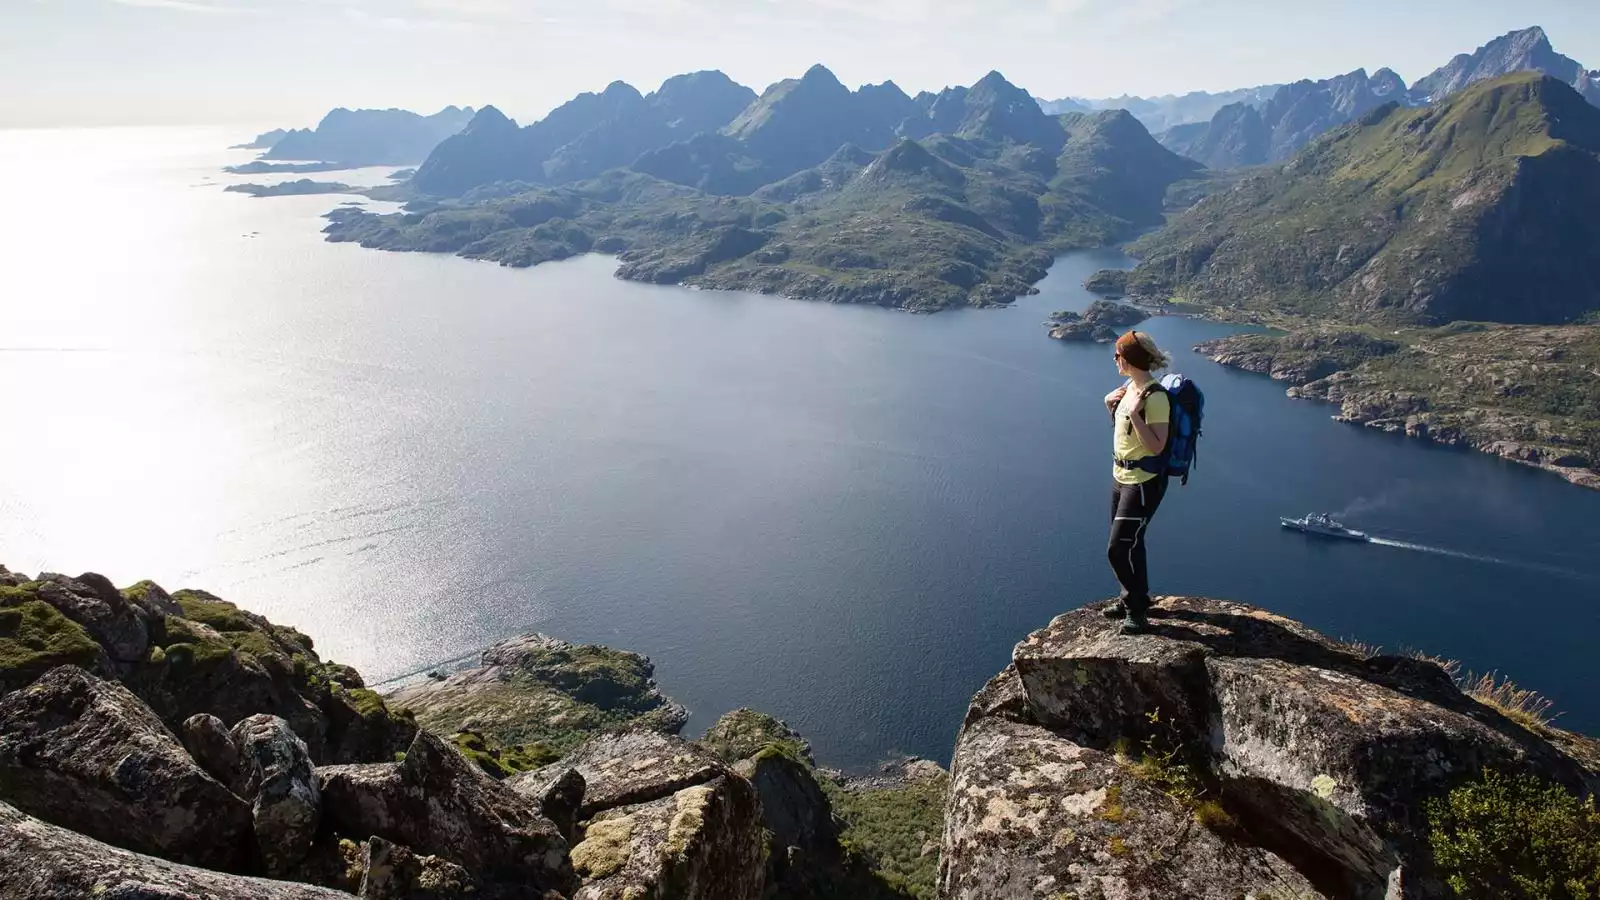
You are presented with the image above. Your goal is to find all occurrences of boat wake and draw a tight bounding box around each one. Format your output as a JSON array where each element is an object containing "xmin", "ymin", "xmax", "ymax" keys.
[{"xmin": 1365, "ymin": 536, "xmax": 1596, "ymax": 582}]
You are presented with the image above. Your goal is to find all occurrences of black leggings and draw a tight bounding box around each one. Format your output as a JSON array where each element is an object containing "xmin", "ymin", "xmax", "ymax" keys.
[{"xmin": 1108, "ymin": 476, "xmax": 1168, "ymax": 613}]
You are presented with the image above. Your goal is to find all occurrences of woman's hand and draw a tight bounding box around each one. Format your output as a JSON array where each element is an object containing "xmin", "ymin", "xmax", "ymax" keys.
[{"xmin": 1104, "ymin": 385, "xmax": 1128, "ymax": 416}]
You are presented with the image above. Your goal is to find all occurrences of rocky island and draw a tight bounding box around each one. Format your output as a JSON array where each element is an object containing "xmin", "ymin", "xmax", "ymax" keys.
[
  {"xmin": 1045, "ymin": 299, "xmax": 1148, "ymax": 342},
  {"xmin": 3, "ymin": 560, "xmax": 1597, "ymax": 899},
  {"xmin": 226, "ymin": 180, "xmax": 355, "ymax": 198}
]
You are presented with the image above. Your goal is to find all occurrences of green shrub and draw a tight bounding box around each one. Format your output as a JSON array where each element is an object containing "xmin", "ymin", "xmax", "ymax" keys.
[
  {"xmin": 824, "ymin": 773, "xmax": 947, "ymax": 900},
  {"xmin": 1426, "ymin": 769, "xmax": 1600, "ymax": 899}
]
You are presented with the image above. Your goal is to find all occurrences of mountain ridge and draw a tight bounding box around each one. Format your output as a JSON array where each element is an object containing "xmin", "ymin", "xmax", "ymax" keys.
[
  {"xmin": 1128, "ymin": 72, "xmax": 1600, "ymax": 325},
  {"xmin": 258, "ymin": 106, "xmax": 474, "ymax": 166}
]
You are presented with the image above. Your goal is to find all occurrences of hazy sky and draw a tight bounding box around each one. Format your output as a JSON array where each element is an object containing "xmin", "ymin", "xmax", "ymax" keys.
[{"xmin": 5, "ymin": 0, "xmax": 1600, "ymax": 128}]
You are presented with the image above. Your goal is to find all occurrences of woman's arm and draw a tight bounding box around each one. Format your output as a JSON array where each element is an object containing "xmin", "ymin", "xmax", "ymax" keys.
[{"xmin": 1130, "ymin": 396, "xmax": 1170, "ymax": 454}]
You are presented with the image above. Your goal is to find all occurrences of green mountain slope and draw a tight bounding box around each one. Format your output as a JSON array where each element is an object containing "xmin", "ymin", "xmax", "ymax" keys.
[
  {"xmin": 326, "ymin": 89, "xmax": 1204, "ymax": 312},
  {"xmin": 1128, "ymin": 73, "xmax": 1600, "ymax": 324}
]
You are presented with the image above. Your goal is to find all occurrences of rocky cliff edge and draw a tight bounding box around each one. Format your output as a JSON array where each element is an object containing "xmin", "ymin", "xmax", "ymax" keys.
[{"xmin": 940, "ymin": 596, "xmax": 1600, "ymax": 900}]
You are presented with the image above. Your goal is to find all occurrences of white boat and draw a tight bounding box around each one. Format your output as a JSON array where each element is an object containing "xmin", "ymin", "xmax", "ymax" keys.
[{"xmin": 1280, "ymin": 513, "xmax": 1370, "ymax": 542}]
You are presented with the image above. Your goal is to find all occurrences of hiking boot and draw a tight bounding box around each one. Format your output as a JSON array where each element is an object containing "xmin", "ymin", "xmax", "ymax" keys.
[{"xmin": 1119, "ymin": 613, "xmax": 1150, "ymax": 635}]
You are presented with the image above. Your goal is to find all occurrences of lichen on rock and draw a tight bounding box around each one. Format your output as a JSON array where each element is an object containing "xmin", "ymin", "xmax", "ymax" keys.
[{"xmin": 945, "ymin": 595, "xmax": 1600, "ymax": 900}]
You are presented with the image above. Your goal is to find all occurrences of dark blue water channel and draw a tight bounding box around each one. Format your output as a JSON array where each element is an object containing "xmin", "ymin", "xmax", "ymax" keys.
[
  {"xmin": 411, "ymin": 248, "xmax": 1600, "ymax": 767},
  {"xmin": 6, "ymin": 134, "xmax": 1596, "ymax": 768}
]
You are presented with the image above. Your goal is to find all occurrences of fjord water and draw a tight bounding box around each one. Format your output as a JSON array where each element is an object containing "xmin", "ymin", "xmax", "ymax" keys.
[{"xmin": 3, "ymin": 128, "xmax": 1598, "ymax": 767}]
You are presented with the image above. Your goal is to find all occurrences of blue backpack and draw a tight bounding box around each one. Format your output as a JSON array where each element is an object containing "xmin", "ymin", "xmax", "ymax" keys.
[
  {"xmin": 1132, "ymin": 374, "xmax": 1205, "ymax": 485},
  {"xmin": 1158, "ymin": 373, "xmax": 1204, "ymax": 485}
]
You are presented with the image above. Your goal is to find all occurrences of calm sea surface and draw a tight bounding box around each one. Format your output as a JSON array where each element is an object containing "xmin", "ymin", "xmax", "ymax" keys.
[{"xmin": 3, "ymin": 127, "xmax": 1597, "ymax": 767}]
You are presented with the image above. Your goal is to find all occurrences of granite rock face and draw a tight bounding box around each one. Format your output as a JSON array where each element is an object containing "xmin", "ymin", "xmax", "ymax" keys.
[
  {"xmin": 0, "ymin": 801, "xmax": 350, "ymax": 900},
  {"xmin": 735, "ymin": 748, "xmax": 840, "ymax": 883},
  {"xmin": 233, "ymin": 714, "xmax": 322, "ymax": 877},
  {"xmin": 317, "ymin": 728, "xmax": 575, "ymax": 896},
  {"xmin": 944, "ymin": 597, "xmax": 1600, "ymax": 900},
  {"xmin": 514, "ymin": 730, "xmax": 768, "ymax": 900},
  {"xmin": 943, "ymin": 715, "xmax": 1325, "ymax": 899},
  {"xmin": 0, "ymin": 666, "xmax": 253, "ymax": 872}
]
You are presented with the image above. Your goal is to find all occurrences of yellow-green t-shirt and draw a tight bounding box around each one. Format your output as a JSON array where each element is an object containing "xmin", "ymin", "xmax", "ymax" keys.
[{"xmin": 1113, "ymin": 384, "xmax": 1170, "ymax": 485}]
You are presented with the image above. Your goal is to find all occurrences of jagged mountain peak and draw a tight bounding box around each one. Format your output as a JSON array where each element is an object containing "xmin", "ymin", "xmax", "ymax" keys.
[
  {"xmin": 1410, "ymin": 24, "xmax": 1585, "ymax": 103},
  {"xmin": 801, "ymin": 63, "xmax": 844, "ymax": 87},
  {"xmin": 467, "ymin": 105, "xmax": 515, "ymax": 128},
  {"xmin": 601, "ymin": 80, "xmax": 643, "ymax": 99},
  {"xmin": 859, "ymin": 80, "xmax": 911, "ymax": 100}
]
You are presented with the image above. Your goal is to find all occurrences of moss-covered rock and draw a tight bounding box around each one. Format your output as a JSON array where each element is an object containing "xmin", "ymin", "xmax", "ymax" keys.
[
  {"xmin": 448, "ymin": 729, "xmax": 560, "ymax": 780},
  {"xmin": 385, "ymin": 634, "xmax": 687, "ymax": 758},
  {"xmin": 699, "ymin": 708, "xmax": 813, "ymax": 765},
  {"xmin": 0, "ymin": 600, "xmax": 113, "ymax": 693},
  {"xmin": 1, "ymin": 565, "xmax": 412, "ymax": 766}
]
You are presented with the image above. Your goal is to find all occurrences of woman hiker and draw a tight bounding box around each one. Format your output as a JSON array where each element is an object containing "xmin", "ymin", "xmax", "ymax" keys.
[{"xmin": 1101, "ymin": 330, "xmax": 1172, "ymax": 634}]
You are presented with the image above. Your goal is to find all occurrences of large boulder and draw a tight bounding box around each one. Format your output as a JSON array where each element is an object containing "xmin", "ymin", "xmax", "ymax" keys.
[
  {"xmin": 948, "ymin": 596, "xmax": 1600, "ymax": 900},
  {"xmin": 233, "ymin": 714, "xmax": 321, "ymax": 878},
  {"xmin": 317, "ymin": 729, "xmax": 574, "ymax": 897},
  {"xmin": 0, "ymin": 801, "xmax": 351, "ymax": 900},
  {"xmin": 182, "ymin": 712, "xmax": 245, "ymax": 792},
  {"xmin": 0, "ymin": 666, "xmax": 253, "ymax": 872},
  {"xmin": 942, "ymin": 716, "xmax": 1325, "ymax": 899},
  {"xmin": 512, "ymin": 731, "xmax": 767, "ymax": 900},
  {"xmin": 570, "ymin": 775, "xmax": 764, "ymax": 900},
  {"xmin": 31, "ymin": 574, "xmax": 150, "ymax": 673},
  {"xmin": 529, "ymin": 730, "xmax": 727, "ymax": 820}
]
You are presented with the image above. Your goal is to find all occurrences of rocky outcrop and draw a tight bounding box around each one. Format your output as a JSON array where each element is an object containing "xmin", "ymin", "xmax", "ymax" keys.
[
  {"xmin": 233, "ymin": 714, "xmax": 321, "ymax": 877},
  {"xmin": 699, "ymin": 707, "xmax": 814, "ymax": 765},
  {"xmin": 944, "ymin": 715, "xmax": 1325, "ymax": 899},
  {"xmin": 30, "ymin": 574, "xmax": 149, "ymax": 674},
  {"xmin": 736, "ymin": 749, "xmax": 838, "ymax": 871},
  {"xmin": 945, "ymin": 597, "xmax": 1600, "ymax": 899},
  {"xmin": 0, "ymin": 570, "xmax": 416, "ymax": 767},
  {"xmin": 317, "ymin": 729, "xmax": 575, "ymax": 896},
  {"xmin": 513, "ymin": 731, "xmax": 767, "ymax": 900},
  {"xmin": 0, "ymin": 801, "xmax": 351, "ymax": 900},
  {"xmin": 385, "ymin": 633, "xmax": 688, "ymax": 756},
  {"xmin": 1046, "ymin": 299, "xmax": 1149, "ymax": 342},
  {"xmin": 0, "ymin": 666, "xmax": 253, "ymax": 872},
  {"xmin": 1195, "ymin": 330, "xmax": 1401, "ymax": 385}
]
